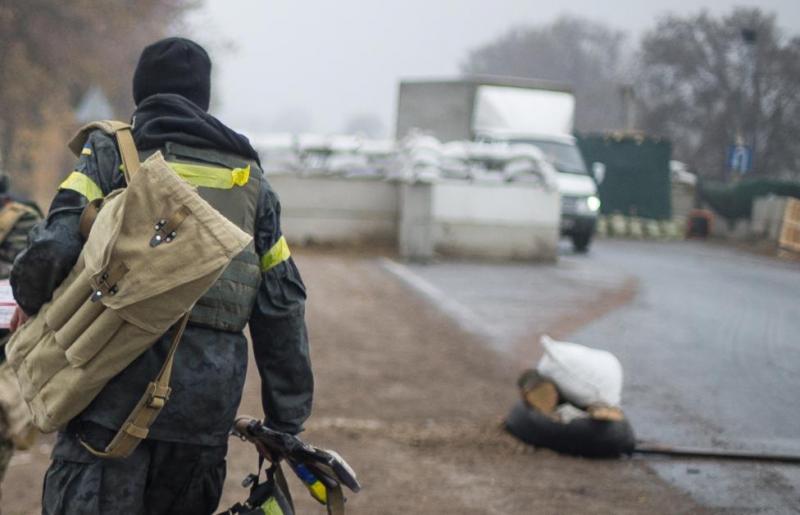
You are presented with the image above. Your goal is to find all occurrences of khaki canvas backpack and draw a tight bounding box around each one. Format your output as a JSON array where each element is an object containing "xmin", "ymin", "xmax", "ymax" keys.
[
  {"xmin": 6, "ymin": 121, "xmax": 252, "ymax": 457},
  {"xmin": 0, "ymin": 362, "xmax": 36, "ymax": 449}
]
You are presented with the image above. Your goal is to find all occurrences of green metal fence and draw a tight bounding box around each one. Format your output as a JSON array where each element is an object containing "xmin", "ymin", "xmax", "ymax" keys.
[{"xmin": 577, "ymin": 134, "xmax": 672, "ymax": 220}]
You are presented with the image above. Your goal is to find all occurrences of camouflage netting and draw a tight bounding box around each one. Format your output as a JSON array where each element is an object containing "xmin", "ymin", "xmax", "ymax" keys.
[{"xmin": 699, "ymin": 179, "xmax": 800, "ymax": 221}]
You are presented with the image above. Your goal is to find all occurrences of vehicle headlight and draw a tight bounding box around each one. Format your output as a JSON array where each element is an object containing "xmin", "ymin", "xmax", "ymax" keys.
[{"xmin": 586, "ymin": 195, "xmax": 601, "ymax": 212}]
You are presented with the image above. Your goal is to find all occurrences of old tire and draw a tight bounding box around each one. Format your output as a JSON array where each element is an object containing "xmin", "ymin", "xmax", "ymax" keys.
[{"xmin": 504, "ymin": 401, "xmax": 635, "ymax": 458}]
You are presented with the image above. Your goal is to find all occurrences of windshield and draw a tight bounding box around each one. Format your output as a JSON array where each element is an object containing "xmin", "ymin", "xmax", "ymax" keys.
[{"xmin": 513, "ymin": 139, "xmax": 588, "ymax": 175}]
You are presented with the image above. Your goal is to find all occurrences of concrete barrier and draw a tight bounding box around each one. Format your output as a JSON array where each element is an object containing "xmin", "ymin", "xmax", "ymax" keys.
[
  {"xmin": 267, "ymin": 174, "xmax": 399, "ymax": 245},
  {"xmin": 708, "ymin": 195, "xmax": 789, "ymax": 243},
  {"xmin": 400, "ymin": 180, "xmax": 560, "ymax": 261},
  {"xmin": 268, "ymin": 174, "xmax": 560, "ymax": 261},
  {"xmin": 751, "ymin": 195, "xmax": 788, "ymax": 241},
  {"xmin": 671, "ymin": 181, "xmax": 695, "ymax": 222}
]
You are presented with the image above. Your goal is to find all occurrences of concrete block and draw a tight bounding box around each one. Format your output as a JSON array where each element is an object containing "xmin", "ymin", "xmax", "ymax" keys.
[
  {"xmin": 752, "ymin": 195, "xmax": 788, "ymax": 241},
  {"xmin": 399, "ymin": 183, "xmax": 435, "ymax": 260},
  {"xmin": 430, "ymin": 180, "xmax": 559, "ymax": 261},
  {"xmin": 268, "ymin": 175, "xmax": 399, "ymax": 245},
  {"xmin": 271, "ymin": 173, "xmax": 560, "ymax": 261}
]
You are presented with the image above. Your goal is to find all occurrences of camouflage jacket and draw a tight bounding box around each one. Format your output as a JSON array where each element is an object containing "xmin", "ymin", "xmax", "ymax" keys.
[
  {"xmin": 0, "ymin": 195, "xmax": 41, "ymax": 361},
  {"xmin": 0, "ymin": 196, "xmax": 40, "ymax": 279}
]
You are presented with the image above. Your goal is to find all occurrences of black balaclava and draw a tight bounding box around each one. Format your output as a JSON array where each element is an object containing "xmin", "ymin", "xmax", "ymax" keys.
[{"xmin": 132, "ymin": 37, "xmax": 211, "ymax": 111}]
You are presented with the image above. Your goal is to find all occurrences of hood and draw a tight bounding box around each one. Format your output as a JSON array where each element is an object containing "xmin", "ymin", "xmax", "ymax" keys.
[
  {"xmin": 556, "ymin": 172, "xmax": 596, "ymax": 197},
  {"xmin": 132, "ymin": 93, "xmax": 259, "ymax": 163}
]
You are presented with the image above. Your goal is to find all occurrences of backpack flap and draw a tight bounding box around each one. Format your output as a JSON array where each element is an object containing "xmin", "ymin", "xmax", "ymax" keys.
[{"xmin": 82, "ymin": 151, "xmax": 252, "ymax": 333}]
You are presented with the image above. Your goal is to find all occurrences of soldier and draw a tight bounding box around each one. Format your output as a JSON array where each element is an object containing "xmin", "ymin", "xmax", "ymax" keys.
[
  {"xmin": 0, "ymin": 173, "xmax": 41, "ymax": 503},
  {"xmin": 10, "ymin": 37, "xmax": 313, "ymax": 514}
]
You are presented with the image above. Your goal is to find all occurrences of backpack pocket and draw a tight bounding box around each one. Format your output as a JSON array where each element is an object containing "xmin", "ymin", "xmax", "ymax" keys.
[
  {"xmin": 44, "ymin": 268, "xmax": 92, "ymax": 332},
  {"xmin": 64, "ymin": 308, "xmax": 124, "ymax": 368},
  {"xmin": 53, "ymin": 296, "xmax": 105, "ymax": 351}
]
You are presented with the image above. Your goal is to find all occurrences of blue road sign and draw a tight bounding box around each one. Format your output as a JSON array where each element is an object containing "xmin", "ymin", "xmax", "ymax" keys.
[{"xmin": 728, "ymin": 145, "xmax": 753, "ymax": 174}]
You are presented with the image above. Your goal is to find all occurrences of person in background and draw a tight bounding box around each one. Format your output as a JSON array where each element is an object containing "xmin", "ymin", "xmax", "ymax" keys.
[{"xmin": 0, "ymin": 173, "xmax": 41, "ymax": 504}]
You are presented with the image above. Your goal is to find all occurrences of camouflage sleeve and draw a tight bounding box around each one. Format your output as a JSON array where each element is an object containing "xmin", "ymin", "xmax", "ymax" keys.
[
  {"xmin": 0, "ymin": 210, "xmax": 40, "ymax": 279},
  {"xmin": 248, "ymin": 180, "xmax": 313, "ymax": 435},
  {"xmin": 48, "ymin": 130, "xmax": 125, "ymax": 213},
  {"xmin": 10, "ymin": 131, "xmax": 122, "ymax": 315}
]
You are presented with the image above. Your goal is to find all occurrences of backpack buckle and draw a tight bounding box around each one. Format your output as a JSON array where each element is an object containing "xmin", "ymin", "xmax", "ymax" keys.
[
  {"xmin": 90, "ymin": 265, "xmax": 127, "ymax": 302},
  {"xmin": 147, "ymin": 385, "xmax": 171, "ymax": 409},
  {"xmin": 150, "ymin": 206, "xmax": 190, "ymax": 247}
]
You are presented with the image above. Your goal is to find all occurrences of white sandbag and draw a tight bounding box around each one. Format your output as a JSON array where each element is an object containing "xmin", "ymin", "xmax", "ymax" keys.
[{"xmin": 536, "ymin": 335, "xmax": 623, "ymax": 408}]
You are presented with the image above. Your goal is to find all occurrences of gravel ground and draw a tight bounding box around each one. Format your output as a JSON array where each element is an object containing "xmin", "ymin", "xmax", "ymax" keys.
[{"xmin": 2, "ymin": 250, "xmax": 705, "ymax": 514}]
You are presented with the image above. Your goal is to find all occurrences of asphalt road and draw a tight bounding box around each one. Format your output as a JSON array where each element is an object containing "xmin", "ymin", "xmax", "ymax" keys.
[{"xmin": 395, "ymin": 240, "xmax": 800, "ymax": 513}]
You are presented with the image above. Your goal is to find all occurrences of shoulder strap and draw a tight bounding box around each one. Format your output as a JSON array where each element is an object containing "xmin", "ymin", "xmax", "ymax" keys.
[
  {"xmin": 71, "ymin": 120, "xmax": 143, "ymax": 239},
  {"xmin": 79, "ymin": 312, "xmax": 190, "ymax": 459},
  {"xmin": 78, "ymin": 198, "xmax": 103, "ymax": 240},
  {"xmin": 69, "ymin": 120, "xmax": 141, "ymax": 183},
  {"xmin": 0, "ymin": 201, "xmax": 39, "ymax": 244}
]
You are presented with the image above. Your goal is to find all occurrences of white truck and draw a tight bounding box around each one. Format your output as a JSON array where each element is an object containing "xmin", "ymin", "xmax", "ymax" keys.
[{"xmin": 396, "ymin": 76, "xmax": 602, "ymax": 252}]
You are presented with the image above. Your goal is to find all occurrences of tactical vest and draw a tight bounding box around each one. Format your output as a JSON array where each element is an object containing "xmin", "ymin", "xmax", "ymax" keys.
[{"xmin": 156, "ymin": 143, "xmax": 263, "ymax": 332}]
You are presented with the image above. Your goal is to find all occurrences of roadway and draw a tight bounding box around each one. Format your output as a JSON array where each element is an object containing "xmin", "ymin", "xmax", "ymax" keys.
[{"xmin": 396, "ymin": 239, "xmax": 800, "ymax": 513}]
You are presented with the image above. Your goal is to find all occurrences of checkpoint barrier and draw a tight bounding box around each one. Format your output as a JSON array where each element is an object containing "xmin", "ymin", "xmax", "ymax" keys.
[{"xmin": 259, "ymin": 135, "xmax": 562, "ymax": 261}]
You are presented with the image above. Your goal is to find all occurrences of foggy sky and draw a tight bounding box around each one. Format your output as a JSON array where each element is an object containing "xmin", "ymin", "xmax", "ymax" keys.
[{"xmin": 184, "ymin": 0, "xmax": 800, "ymax": 138}]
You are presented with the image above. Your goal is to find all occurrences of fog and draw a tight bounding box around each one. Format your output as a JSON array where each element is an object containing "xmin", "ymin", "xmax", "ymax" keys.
[{"xmin": 186, "ymin": 0, "xmax": 800, "ymax": 137}]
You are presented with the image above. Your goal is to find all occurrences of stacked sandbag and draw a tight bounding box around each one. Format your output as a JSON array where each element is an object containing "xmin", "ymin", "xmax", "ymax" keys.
[
  {"xmin": 504, "ymin": 335, "xmax": 635, "ymax": 458},
  {"xmin": 537, "ymin": 335, "xmax": 623, "ymax": 413}
]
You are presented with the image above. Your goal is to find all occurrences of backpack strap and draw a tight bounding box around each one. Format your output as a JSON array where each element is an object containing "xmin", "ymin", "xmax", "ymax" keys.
[
  {"xmin": 70, "ymin": 121, "xmax": 143, "ymax": 239},
  {"xmin": 78, "ymin": 198, "xmax": 103, "ymax": 240},
  {"xmin": 79, "ymin": 312, "xmax": 190, "ymax": 459},
  {"xmin": 69, "ymin": 120, "xmax": 141, "ymax": 183}
]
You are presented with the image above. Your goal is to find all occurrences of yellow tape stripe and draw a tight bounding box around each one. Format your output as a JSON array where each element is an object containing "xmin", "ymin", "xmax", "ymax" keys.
[
  {"xmin": 261, "ymin": 497, "xmax": 284, "ymax": 515},
  {"xmin": 81, "ymin": 147, "xmax": 92, "ymax": 156},
  {"xmin": 168, "ymin": 162, "xmax": 250, "ymax": 189},
  {"xmin": 308, "ymin": 480, "xmax": 328, "ymax": 503},
  {"xmin": 260, "ymin": 236, "xmax": 291, "ymax": 272},
  {"xmin": 58, "ymin": 172, "xmax": 104, "ymax": 202}
]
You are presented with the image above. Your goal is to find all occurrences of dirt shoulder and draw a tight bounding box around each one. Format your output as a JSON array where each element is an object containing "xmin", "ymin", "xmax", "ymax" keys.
[
  {"xmin": 3, "ymin": 250, "xmax": 706, "ymax": 514},
  {"xmin": 224, "ymin": 252, "xmax": 707, "ymax": 514}
]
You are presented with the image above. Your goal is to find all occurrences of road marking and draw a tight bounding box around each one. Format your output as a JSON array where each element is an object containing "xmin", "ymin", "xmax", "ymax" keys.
[{"xmin": 379, "ymin": 258, "xmax": 494, "ymax": 342}]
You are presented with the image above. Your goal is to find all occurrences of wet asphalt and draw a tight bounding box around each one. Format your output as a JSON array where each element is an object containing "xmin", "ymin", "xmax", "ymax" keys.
[{"xmin": 398, "ymin": 239, "xmax": 800, "ymax": 513}]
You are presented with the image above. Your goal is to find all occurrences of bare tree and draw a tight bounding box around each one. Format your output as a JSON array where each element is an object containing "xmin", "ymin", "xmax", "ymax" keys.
[
  {"xmin": 637, "ymin": 8, "xmax": 800, "ymax": 179},
  {"xmin": 0, "ymin": 0, "xmax": 198, "ymax": 177},
  {"xmin": 461, "ymin": 16, "xmax": 630, "ymax": 133}
]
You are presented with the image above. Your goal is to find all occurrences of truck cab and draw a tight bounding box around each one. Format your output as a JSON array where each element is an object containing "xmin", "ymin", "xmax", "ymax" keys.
[{"xmin": 508, "ymin": 135, "xmax": 600, "ymax": 252}]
